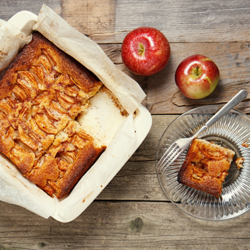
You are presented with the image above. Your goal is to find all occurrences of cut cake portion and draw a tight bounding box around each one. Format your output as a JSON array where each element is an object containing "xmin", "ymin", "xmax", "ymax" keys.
[{"xmin": 177, "ymin": 138, "xmax": 235, "ymax": 197}]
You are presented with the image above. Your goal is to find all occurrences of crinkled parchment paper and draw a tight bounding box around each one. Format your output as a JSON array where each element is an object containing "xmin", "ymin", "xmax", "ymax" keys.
[
  {"xmin": 0, "ymin": 20, "xmax": 31, "ymax": 71},
  {"xmin": 0, "ymin": 4, "xmax": 148, "ymax": 222}
]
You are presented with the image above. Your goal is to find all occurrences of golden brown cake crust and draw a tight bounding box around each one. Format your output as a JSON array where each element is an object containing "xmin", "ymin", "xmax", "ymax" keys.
[
  {"xmin": 0, "ymin": 32, "xmax": 101, "ymax": 98},
  {"xmin": 177, "ymin": 139, "xmax": 235, "ymax": 197},
  {"xmin": 27, "ymin": 121, "xmax": 105, "ymax": 199},
  {"xmin": 0, "ymin": 32, "xmax": 106, "ymax": 199}
]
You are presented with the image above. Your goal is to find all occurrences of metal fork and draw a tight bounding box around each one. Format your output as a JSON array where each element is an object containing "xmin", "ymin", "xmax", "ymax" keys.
[{"xmin": 157, "ymin": 89, "xmax": 248, "ymax": 175}]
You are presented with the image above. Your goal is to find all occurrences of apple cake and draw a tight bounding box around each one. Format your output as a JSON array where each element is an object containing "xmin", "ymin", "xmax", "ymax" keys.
[
  {"xmin": 0, "ymin": 32, "xmax": 106, "ymax": 199},
  {"xmin": 177, "ymin": 138, "xmax": 235, "ymax": 197}
]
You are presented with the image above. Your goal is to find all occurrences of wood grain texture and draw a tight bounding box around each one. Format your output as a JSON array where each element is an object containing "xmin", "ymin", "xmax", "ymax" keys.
[
  {"xmin": 97, "ymin": 160, "xmax": 166, "ymax": 201},
  {"xmin": 1, "ymin": 200, "xmax": 250, "ymax": 250},
  {"xmin": 61, "ymin": 0, "xmax": 116, "ymax": 36},
  {"xmin": 0, "ymin": 0, "xmax": 61, "ymax": 20},
  {"xmin": 2, "ymin": 0, "xmax": 250, "ymax": 45},
  {"xmin": 92, "ymin": 0, "xmax": 250, "ymax": 43}
]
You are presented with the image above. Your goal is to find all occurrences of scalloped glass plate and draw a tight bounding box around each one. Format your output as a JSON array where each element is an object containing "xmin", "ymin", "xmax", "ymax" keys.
[{"xmin": 156, "ymin": 105, "xmax": 250, "ymax": 221}]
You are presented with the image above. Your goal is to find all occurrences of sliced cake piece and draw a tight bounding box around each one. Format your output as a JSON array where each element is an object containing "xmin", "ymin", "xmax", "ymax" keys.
[{"xmin": 178, "ymin": 138, "xmax": 235, "ymax": 197}]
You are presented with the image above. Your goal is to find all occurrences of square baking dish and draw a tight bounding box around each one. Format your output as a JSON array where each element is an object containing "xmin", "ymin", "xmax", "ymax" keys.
[{"xmin": 1, "ymin": 10, "xmax": 152, "ymax": 222}]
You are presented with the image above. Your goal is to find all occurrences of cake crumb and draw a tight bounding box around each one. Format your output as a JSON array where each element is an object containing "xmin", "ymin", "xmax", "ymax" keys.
[
  {"xmin": 242, "ymin": 141, "xmax": 249, "ymax": 148},
  {"xmin": 235, "ymin": 157, "xmax": 244, "ymax": 169}
]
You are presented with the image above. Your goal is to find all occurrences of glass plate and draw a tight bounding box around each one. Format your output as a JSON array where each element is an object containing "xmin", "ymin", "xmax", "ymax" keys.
[{"xmin": 156, "ymin": 105, "xmax": 250, "ymax": 221}]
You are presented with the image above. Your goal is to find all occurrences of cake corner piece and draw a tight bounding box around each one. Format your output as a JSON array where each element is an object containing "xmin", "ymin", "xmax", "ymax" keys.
[{"xmin": 177, "ymin": 138, "xmax": 235, "ymax": 198}]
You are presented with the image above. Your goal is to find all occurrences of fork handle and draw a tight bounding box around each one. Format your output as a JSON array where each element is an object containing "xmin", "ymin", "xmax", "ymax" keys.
[
  {"xmin": 205, "ymin": 90, "xmax": 247, "ymax": 127},
  {"xmin": 194, "ymin": 90, "xmax": 248, "ymax": 137}
]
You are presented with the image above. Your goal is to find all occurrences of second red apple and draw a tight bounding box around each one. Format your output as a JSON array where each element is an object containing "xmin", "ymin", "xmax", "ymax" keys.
[
  {"xmin": 175, "ymin": 54, "xmax": 220, "ymax": 99},
  {"xmin": 121, "ymin": 27, "xmax": 170, "ymax": 76}
]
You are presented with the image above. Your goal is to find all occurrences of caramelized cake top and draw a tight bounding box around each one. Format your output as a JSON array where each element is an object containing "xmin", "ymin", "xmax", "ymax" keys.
[
  {"xmin": 0, "ymin": 32, "xmax": 106, "ymax": 199},
  {"xmin": 178, "ymin": 138, "xmax": 235, "ymax": 197}
]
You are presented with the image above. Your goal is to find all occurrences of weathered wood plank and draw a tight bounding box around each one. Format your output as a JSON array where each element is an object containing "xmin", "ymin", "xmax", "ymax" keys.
[
  {"xmin": 2, "ymin": 1, "xmax": 250, "ymax": 44},
  {"xmin": 100, "ymin": 43, "xmax": 250, "ymax": 114},
  {"xmin": 92, "ymin": 0, "xmax": 250, "ymax": 43},
  {"xmin": 0, "ymin": 0, "xmax": 61, "ymax": 19},
  {"xmin": 0, "ymin": 200, "xmax": 250, "ymax": 249},
  {"xmin": 97, "ymin": 160, "xmax": 166, "ymax": 201},
  {"xmin": 61, "ymin": 0, "xmax": 116, "ymax": 36}
]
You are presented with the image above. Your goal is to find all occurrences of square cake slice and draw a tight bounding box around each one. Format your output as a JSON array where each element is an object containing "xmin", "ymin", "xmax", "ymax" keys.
[{"xmin": 177, "ymin": 138, "xmax": 235, "ymax": 197}]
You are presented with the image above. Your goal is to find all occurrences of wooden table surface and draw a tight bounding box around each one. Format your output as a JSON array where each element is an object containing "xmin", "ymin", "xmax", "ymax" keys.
[{"xmin": 1, "ymin": 0, "xmax": 250, "ymax": 249}]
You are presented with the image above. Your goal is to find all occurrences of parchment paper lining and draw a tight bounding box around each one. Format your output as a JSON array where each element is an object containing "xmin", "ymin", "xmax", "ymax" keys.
[{"xmin": 0, "ymin": 5, "xmax": 148, "ymax": 221}]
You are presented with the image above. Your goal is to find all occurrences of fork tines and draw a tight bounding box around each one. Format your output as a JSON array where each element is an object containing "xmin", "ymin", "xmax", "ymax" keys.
[{"xmin": 157, "ymin": 143, "xmax": 183, "ymax": 175}]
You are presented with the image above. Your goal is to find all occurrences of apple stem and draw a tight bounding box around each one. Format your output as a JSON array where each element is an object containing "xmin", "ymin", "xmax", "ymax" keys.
[
  {"xmin": 138, "ymin": 43, "xmax": 145, "ymax": 56},
  {"xmin": 194, "ymin": 66, "xmax": 199, "ymax": 76},
  {"xmin": 192, "ymin": 66, "xmax": 202, "ymax": 77}
]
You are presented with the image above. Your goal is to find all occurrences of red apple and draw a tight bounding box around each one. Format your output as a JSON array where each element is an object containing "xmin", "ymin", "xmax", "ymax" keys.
[
  {"xmin": 175, "ymin": 54, "xmax": 220, "ymax": 99},
  {"xmin": 121, "ymin": 27, "xmax": 170, "ymax": 76}
]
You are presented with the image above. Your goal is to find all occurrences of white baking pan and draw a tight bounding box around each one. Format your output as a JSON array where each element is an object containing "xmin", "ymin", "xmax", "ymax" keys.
[{"xmin": 2, "ymin": 10, "xmax": 152, "ymax": 222}]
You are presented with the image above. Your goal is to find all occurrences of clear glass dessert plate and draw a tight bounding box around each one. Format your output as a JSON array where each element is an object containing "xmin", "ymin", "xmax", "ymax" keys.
[{"xmin": 156, "ymin": 105, "xmax": 250, "ymax": 221}]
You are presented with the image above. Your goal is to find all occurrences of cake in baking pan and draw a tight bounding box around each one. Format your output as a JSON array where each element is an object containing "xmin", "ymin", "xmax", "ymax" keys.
[
  {"xmin": 178, "ymin": 138, "xmax": 235, "ymax": 197},
  {"xmin": 0, "ymin": 32, "xmax": 106, "ymax": 199}
]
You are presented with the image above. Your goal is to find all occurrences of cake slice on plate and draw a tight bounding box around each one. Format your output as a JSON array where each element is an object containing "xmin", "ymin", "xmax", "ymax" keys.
[{"xmin": 178, "ymin": 138, "xmax": 235, "ymax": 197}]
